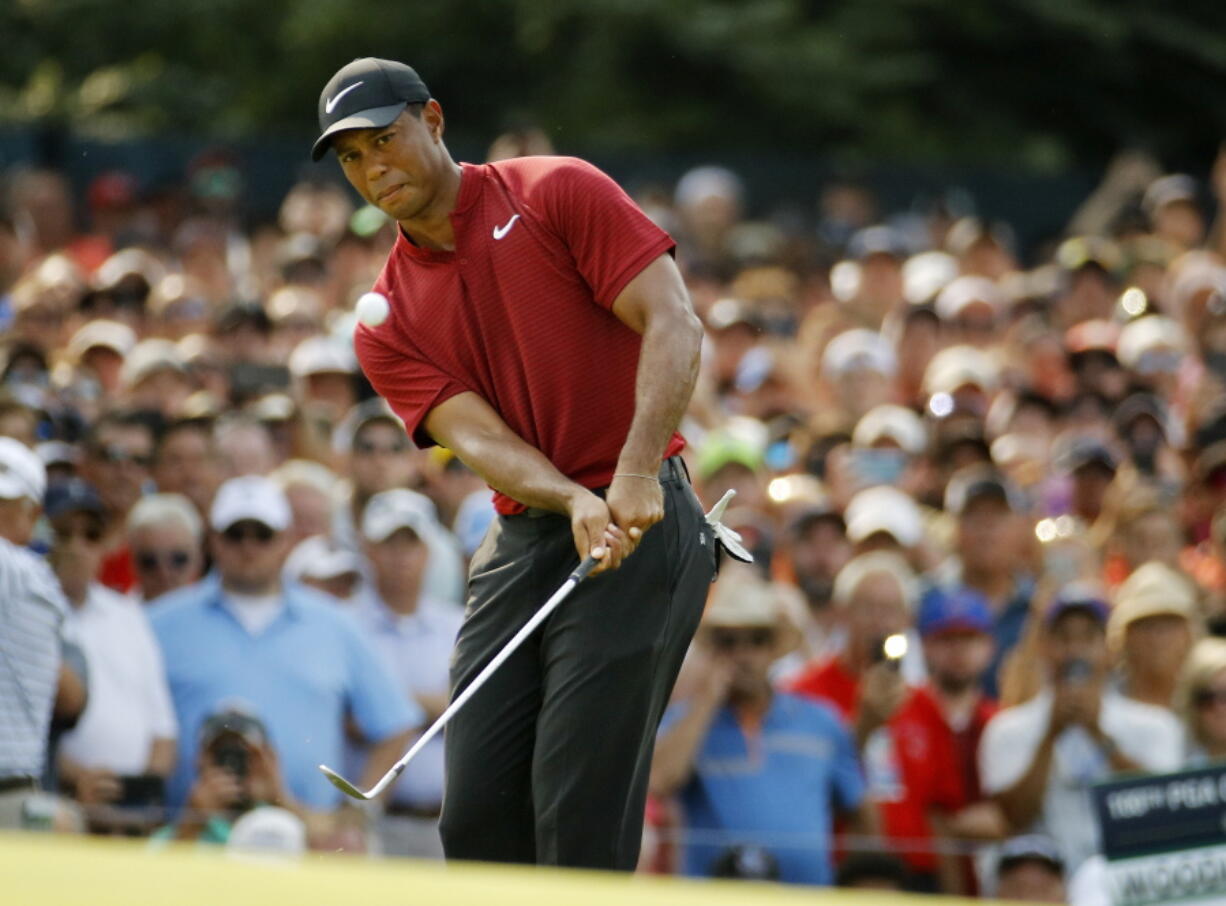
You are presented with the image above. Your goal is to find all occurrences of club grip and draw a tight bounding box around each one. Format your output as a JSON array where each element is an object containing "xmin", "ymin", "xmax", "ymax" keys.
[{"xmin": 569, "ymin": 555, "xmax": 600, "ymax": 583}]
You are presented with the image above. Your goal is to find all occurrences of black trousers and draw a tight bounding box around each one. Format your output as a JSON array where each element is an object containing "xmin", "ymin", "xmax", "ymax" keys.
[{"xmin": 439, "ymin": 458, "xmax": 714, "ymax": 869}]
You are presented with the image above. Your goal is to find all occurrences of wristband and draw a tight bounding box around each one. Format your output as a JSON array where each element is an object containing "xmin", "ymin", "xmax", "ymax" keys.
[{"xmin": 614, "ymin": 472, "xmax": 658, "ymax": 481}]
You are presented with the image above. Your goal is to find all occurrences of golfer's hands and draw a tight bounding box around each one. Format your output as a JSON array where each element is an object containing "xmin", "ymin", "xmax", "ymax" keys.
[
  {"xmin": 607, "ymin": 472, "xmax": 664, "ymax": 547},
  {"xmin": 567, "ymin": 488, "xmax": 631, "ymax": 575}
]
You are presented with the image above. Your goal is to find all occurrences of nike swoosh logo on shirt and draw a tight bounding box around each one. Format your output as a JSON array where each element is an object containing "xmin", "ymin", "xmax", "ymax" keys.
[
  {"xmin": 492, "ymin": 214, "xmax": 521, "ymax": 240},
  {"xmin": 325, "ymin": 82, "xmax": 363, "ymax": 114}
]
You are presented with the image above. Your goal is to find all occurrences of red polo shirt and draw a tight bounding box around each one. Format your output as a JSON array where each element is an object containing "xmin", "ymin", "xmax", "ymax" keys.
[
  {"xmin": 786, "ymin": 656, "xmax": 859, "ymax": 720},
  {"xmin": 354, "ymin": 156, "xmax": 683, "ymax": 514},
  {"xmin": 787, "ymin": 662, "xmax": 997, "ymax": 874},
  {"xmin": 874, "ymin": 687, "xmax": 972, "ymax": 873}
]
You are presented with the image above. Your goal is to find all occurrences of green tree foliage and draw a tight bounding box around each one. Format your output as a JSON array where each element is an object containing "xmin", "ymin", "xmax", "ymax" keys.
[{"xmin": 2, "ymin": 0, "xmax": 1224, "ymax": 169}]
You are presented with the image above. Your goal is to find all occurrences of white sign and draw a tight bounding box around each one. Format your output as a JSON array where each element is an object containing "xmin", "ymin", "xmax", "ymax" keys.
[{"xmin": 1105, "ymin": 845, "xmax": 1226, "ymax": 906}]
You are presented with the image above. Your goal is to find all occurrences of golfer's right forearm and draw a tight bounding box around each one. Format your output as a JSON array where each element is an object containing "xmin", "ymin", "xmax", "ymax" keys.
[
  {"xmin": 424, "ymin": 392, "xmax": 589, "ymax": 513},
  {"xmin": 452, "ymin": 429, "xmax": 587, "ymax": 513}
]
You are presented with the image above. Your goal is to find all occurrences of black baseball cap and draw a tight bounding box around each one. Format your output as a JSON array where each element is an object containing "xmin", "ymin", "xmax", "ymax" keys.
[
  {"xmin": 943, "ymin": 465, "xmax": 1025, "ymax": 516},
  {"xmin": 311, "ymin": 58, "xmax": 431, "ymax": 161},
  {"xmin": 44, "ymin": 478, "xmax": 105, "ymax": 521}
]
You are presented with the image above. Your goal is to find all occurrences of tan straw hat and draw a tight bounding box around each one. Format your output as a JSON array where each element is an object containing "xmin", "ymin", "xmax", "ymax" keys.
[
  {"xmin": 701, "ymin": 567, "xmax": 802, "ymax": 658},
  {"xmin": 1108, "ymin": 561, "xmax": 1199, "ymax": 651}
]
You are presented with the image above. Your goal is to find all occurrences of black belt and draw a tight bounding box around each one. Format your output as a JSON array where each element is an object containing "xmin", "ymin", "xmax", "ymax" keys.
[{"xmin": 0, "ymin": 776, "xmax": 37, "ymax": 794}]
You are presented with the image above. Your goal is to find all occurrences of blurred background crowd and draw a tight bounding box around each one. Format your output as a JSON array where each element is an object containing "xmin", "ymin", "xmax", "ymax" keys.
[{"xmin": 5, "ymin": 119, "xmax": 1226, "ymax": 904}]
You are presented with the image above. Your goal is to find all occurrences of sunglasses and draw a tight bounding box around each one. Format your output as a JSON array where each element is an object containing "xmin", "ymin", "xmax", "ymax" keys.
[
  {"xmin": 708, "ymin": 628, "xmax": 775, "ymax": 652},
  {"xmin": 1195, "ymin": 689, "xmax": 1226, "ymax": 709},
  {"xmin": 354, "ymin": 439, "xmax": 409, "ymax": 456},
  {"xmin": 135, "ymin": 550, "xmax": 192, "ymax": 572},
  {"xmin": 56, "ymin": 525, "xmax": 105, "ymax": 544},
  {"xmin": 221, "ymin": 523, "xmax": 276, "ymax": 545}
]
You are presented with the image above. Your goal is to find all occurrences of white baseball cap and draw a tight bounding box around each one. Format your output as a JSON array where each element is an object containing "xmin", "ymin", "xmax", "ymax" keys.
[
  {"xmin": 362, "ymin": 488, "xmax": 434, "ymax": 543},
  {"xmin": 852, "ymin": 405, "xmax": 928, "ymax": 456},
  {"xmin": 934, "ymin": 275, "xmax": 1007, "ymax": 321},
  {"xmin": 0, "ymin": 438, "xmax": 47, "ymax": 503},
  {"xmin": 821, "ymin": 329, "xmax": 898, "ymax": 380},
  {"xmin": 227, "ymin": 806, "xmax": 307, "ymax": 857},
  {"xmin": 288, "ymin": 335, "xmax": 357, "ymax": 378},
  {"xmin": 284, "ymin": 535, "xmax": 364, "ymax": 583},
  {"xmin": 902, "ymin": 250, "xmax": 958, "ymax": 306},
  {"xmin": 209, "ymin": 475, "xmax": 292, "ymax": 533},
  {"xmin": 845, "ymin": 485, "xmax": 923, "ymax": 548},
  {"xmin": 120, "ymin": 338, "xmax": 188, "ymax": 389},
  {"xmin": 1117, "ymin": 316, "xmax": 1187, "ymax": 372},
  {"xmin": 67, "ymin": 318, "xmax": 138, "ymax": 362},
  {"xmin": 922, "ymin": 345, "xmax": 1001, "ymax": 396}
]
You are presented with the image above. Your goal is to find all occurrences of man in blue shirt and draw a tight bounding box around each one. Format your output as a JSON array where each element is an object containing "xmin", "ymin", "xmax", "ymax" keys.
[
  {"xmin": 650, "ymin": 569, "xmax": 869, "ymax": 885},
  {"xmin": 939, "ymin": 466, "xmax": 1036, "ymax": 698},
  {"xmin": 150, "ymin": 475, "xmax": 418, "ymax": 823}
]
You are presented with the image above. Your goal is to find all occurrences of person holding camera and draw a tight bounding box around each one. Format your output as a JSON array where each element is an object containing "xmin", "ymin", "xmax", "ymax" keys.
[
  {"xmin": 979, "ymin": 585, "xmax": 1183, "ymax": 873},
  {"xmin": 650, "ymin": 567, "xmax": 868, "ymax": 886},
  {"xmin": 787, "ymin": 551, "xmax": 919, "ymax": 744},
  {"xmin": 791, "ymin": 554, "xmax": 983, "ymax": 892},
  {"xmin": 155, "ymin": 706, "xmax": 301, "ymax": 845}
]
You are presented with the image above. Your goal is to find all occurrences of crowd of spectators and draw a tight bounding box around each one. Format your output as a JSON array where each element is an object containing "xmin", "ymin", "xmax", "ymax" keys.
[{"xmin": 4, "ymin": 134, "xmax": 1226, "ymax": 902}]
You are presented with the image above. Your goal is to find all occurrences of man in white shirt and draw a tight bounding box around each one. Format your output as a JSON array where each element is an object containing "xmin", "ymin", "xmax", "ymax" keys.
[
  {"xmin": 978, "ymin": 585, "xmax": 1183, "ymax": 874},
  {"xmin": 350, "ymin": 488, "xmax": 462, "ymax": 857},
  {"xmin": 47, "ymin": 479, "xmax": 177, "ymax": 832}
]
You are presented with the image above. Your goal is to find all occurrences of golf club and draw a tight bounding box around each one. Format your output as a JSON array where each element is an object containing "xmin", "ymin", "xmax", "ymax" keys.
[{"xmin": 320, "ymin": 553, "xmax": 600, "ymax": 800}]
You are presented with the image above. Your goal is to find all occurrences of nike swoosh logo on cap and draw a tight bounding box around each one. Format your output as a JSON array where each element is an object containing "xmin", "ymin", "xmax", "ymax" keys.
[
  {"xmin": 492, "ymin": 214, "xmax": 520, "ymax": 240},
  {"xmin": 325, "ymin": 81, "xmax": 364, "ymax": 114}
]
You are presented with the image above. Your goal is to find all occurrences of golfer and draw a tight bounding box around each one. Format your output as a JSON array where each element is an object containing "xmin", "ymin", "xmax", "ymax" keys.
[{"xmin": 312, "ymin": 58, "xmax": 715, "ymax": 870}]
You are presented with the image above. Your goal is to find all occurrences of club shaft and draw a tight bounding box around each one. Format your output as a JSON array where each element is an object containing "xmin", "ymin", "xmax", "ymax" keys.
[{"xmin": 364, "ymin": 555, "xmax": 598, "ymax": 799}]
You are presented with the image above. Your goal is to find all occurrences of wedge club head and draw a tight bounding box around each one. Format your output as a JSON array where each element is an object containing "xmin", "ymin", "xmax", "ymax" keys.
[{"xmin": 319, "ymin": 763, "xmax": 371, "ymax": 800}]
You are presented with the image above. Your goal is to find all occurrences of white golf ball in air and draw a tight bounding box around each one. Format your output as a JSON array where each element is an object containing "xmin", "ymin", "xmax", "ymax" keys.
[{"xmin": 356, "ymin": 292, "xmax": 390, "ymax": 327}]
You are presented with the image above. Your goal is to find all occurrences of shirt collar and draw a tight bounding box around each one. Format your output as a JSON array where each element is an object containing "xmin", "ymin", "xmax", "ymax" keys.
[
  {"xmin": 204, "ymin": 573, "xmax": 306, "ymax": 620},
  {"xmin": 392, "ymin": 162, "xmax": 484, "ymax": 263}
]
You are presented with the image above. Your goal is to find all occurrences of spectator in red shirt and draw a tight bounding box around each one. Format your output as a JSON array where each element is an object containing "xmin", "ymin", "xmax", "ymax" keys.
[
  {"xmin": 788, "ymin": 551, "xmax": 917, "ymax": 737},
  {"xmin": 880, "ymin": 586, "xmax": 1007, "ymax": 893}
]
